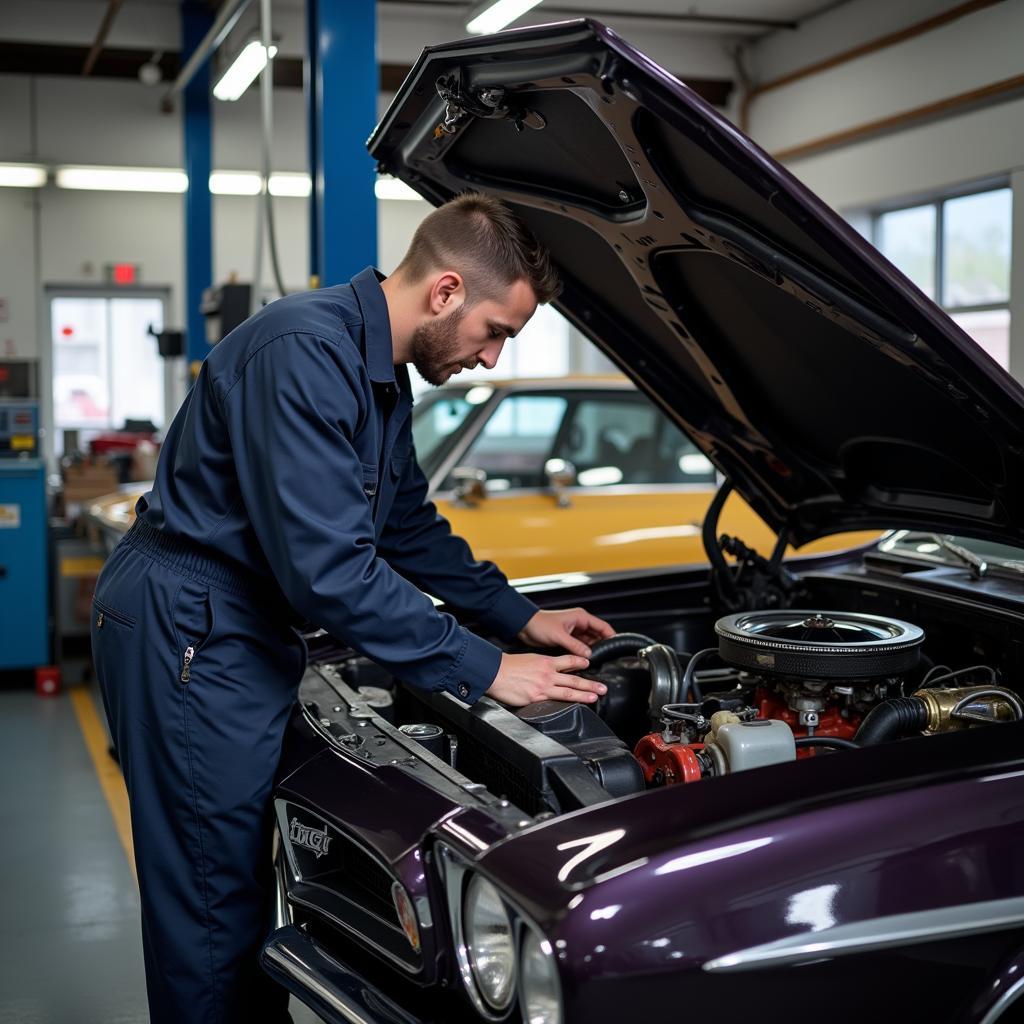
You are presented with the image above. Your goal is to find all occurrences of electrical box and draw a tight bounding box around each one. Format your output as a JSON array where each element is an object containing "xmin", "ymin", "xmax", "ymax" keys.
[
  {"xmin": 0, "ymin": 400, "xmax": 49, "ymax": 669},
  {"xmin": 201, "ymin": 282, "xmax": 251, "ymax": 344},
  {"xmin": 0, "ymin": 400, "xmax": 40, "ymax": 457}
]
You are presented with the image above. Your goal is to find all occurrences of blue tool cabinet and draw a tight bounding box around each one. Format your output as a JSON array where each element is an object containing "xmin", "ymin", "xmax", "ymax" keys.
[{"xmin": 0, "ymin": 459, "xmax": 49, "ymax": 669}]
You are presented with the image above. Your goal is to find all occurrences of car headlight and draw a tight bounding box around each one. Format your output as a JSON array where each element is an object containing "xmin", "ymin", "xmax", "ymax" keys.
[
  {"xmin": 520, "ymin": 929, "xmax": 562, "ymax": 1024},
  {"xmin": 464, "ymin": 874, "xmax": 516, "ymax": 1011}
]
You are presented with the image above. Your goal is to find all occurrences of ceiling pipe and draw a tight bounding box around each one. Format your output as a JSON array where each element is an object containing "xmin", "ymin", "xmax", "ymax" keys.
[
  {"xmin": 82, "ymin": 0, "xmax": 126, "ymax": 75},
  {"xmin": 162, "ymin": 0, "xmax": 254, "ymax": 110}
]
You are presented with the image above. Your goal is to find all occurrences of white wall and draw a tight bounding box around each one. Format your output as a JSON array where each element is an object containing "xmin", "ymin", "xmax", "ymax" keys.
[
  {"xmin": 0, "ymin": 188, "xmax": 38, "ymax": 361},
  {"xmin": 748, "ymin": 0, "xmax": 1024, "ymax": 181}
]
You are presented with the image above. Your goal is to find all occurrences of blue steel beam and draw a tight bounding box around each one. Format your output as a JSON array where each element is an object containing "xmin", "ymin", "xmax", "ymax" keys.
[
  {"xmin": 308, "ymin": 0, "xmax": 378, "ymax": 287},
  {"xmin": 182, "ymin": 0, "xmax": 213, "ymax": 368}
]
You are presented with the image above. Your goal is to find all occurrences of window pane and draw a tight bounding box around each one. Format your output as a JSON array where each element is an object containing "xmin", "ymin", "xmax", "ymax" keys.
[
  {"xmin": 876, "ymin": 205, "xmax": 936, "ymax": 298},
  {"xmin": 411, "ymin": 392, "xmax": 476, "ymax": 476},
  {"xmin": 409, "ymin": 304, "xmax": 571, "ymax": 395},
  {"xmin": 109, "ymin": 298, "xmax": 165, "ymax": 430},
  {"xmin": 450, "ymin": 394, "xmax": 567, "ymax": 490},
  {"xmin": 52, "ymin": 297, "xmax": 110, "ymax": 430},
  {"xmin": 949, "ymin": 308, "xmax": 1010, "ymax": 369},
  {"xmin": 556, "ymin": 396, "xmax": 716, "ymax": 487},
  {"xmin": 942, "ymin": 188, "xmax": 1012, "ymax": 307}
]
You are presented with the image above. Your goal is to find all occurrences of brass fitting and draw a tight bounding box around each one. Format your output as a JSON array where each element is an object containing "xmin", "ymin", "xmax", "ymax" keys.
[{"xmin": 911, "ymin": 685, "xmax": 1018, "ymax": 733}]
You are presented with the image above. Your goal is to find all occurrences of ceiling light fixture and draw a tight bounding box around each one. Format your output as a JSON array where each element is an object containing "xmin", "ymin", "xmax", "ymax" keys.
[
  {"xmin": 213, "ymin": 40, "xmax": 278, "ymax": 102},
  {"xmin": 268, "ymin": 172, "xmax": 312, "ymax": 198},
  {"xmin": 209, "ymin": 171, "xmax": 262, "ymax": 195},
  {"xmin": 466, "ymin": 0, "xmax": 544, "ymax": 35},
  {"xmin": 55, "ymin": 165, "xmax": 188, "ymax": 193},
  {"xmin": 374, "ymin": 176, "xmax": 422, "ymax": 201},
  {"xmin": 0, "ymin": 163, "xmax": 47, "ymax": 188}
]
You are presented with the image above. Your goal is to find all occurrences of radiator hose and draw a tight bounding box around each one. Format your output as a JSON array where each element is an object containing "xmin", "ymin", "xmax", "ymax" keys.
[
  {"xmin": 854, "ymin": 697, "xmax": 928, "ymax": 746},
  {"xmin": 587, "ymin": 633, "xmax": 658, "ymax": 668}
]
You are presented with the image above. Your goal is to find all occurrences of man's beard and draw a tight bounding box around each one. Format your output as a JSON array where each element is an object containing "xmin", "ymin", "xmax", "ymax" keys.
[{"xmin": 409, "ymin": 303, "xmax": 469, "ymax": 386}]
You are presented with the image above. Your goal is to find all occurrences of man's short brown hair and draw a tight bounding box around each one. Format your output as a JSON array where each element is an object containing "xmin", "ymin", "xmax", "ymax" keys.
[{"xmin": 395, "ymin": 192, "xmax": 561, "ymax": 305}]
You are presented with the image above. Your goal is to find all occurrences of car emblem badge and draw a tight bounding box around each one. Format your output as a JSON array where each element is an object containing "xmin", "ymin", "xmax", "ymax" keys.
[{"xmin": 289, "ymin": 817, "xmax": 332, "ymax": 859}]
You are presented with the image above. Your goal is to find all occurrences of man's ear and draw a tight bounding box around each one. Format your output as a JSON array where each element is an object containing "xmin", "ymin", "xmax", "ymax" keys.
[{"xmin": 428, "ymin": 271, "xmax": 464, "ymax": 315}]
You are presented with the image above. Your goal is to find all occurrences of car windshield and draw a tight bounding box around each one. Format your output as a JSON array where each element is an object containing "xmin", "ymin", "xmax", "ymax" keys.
[
  {"xmin": 878, "ymin": 531, "xmax": 1024, "ymax": 574},
  {"xmin": 411, "ymin": 387, "xmax": 487, "ymax": 478}
]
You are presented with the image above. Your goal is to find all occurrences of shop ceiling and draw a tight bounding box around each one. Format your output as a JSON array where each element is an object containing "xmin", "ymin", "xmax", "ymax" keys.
[{"xmin": 0, "ymin": 0, "xmax": 847, "ymax": 110}]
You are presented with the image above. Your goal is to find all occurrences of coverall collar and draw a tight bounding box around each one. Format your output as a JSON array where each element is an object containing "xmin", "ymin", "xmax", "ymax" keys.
[{"xmin": 351, "ymin": 267, "xmax": 396, "ymax": 385}]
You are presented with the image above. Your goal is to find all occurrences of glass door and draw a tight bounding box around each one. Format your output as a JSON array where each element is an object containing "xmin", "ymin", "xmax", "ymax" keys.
[{"xmin": 49, "ymin": 293, "xmax": 167, "ymax": 454}]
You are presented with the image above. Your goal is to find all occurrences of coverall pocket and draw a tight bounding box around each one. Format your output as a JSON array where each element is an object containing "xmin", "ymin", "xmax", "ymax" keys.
[
  {"xmin": 360, "ymin": 462, "xmax": 378, "ymax": 498},
  {"xmin": 92, "ymin": 597, "xmax": 137, "ymax": 631},
  {"xmin": 169, "ymin": 578, "xmax": 217, "ymax": 683}
]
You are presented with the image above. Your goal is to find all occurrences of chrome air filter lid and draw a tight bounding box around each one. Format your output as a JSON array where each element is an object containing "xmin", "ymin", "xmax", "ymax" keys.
[{"xmin": 715, "ymin": 610, "xmax": 924, "ymax": 679}]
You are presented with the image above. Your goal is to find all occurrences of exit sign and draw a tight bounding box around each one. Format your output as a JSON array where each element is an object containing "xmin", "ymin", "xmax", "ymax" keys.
[{"xmin": 105, "ymin": 263, "xmax": 140, "ymax": 285}]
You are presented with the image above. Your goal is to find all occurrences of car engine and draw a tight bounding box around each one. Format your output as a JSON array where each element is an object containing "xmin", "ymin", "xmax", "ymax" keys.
[
  {"xmin": 311, "ymin": 605, "xmax": 1023, "ymax": 816},
  {"xmin": 570, "ymin": 610, "xmax": 1022, "ymax": 787}
]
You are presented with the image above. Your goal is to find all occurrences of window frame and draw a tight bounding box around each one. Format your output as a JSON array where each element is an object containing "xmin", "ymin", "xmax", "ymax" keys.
[{"xmin": 869, "ymin": 178, "xmax": 1012, "ymax": 316}]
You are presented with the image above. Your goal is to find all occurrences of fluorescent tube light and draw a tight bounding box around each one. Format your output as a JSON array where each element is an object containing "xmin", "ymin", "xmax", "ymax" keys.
[
  {"xmin": 466, "ymin": 0, "xmax": 544, "ymax": 34},
  {"xmin": 55, "ymin": 165, "xmax": 188, "ymax": 193},
  {"xmin": 268, "ymin": 173, "xmax": 311, "ymax": 197},
  {"xmin": 213, "ymin": 41, "xmax": 278, "ymax": 101},
  {"xmin": 0, "ymin": 163, "xmax": 46, "ymax": 188},
  {"xmin": 374, "ymin": 176, "xmax": 422, "ymax": 201},
  {"xmin": 210, "ymin": 171, "xmax": 310, "ymax": 197},
  {"xmin": 210, "ymin": 171, "xmax": 262, "ymax": 195}
]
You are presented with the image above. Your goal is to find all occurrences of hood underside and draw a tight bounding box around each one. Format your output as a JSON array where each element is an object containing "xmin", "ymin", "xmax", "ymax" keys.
[{"xmin": 369, "ymin": 19, "xmax": 1024, "ymax": 547}]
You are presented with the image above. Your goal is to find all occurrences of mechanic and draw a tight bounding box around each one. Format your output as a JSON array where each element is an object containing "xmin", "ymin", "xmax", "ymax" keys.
[{"xmin": 91, "ymin": 192, "xmax": 614, "ymax": 1024}]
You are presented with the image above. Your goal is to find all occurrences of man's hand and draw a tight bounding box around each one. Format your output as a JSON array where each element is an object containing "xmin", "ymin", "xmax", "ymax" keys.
[
  {"xmin": 485, "ymin": 653, "xmax": 607, "ymax": 707},
  {"xmin": 517, "ymin": 607, "xmax": 615, "ymax": 658}
]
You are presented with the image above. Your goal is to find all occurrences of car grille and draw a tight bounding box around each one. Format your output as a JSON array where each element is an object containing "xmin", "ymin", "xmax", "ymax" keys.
[{"xmin": 278, "ymin": 800, "xmax": 422, "ymax": 970}]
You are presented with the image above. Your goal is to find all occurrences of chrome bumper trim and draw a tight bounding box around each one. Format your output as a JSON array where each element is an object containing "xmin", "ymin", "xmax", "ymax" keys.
[{"xmin": 260, "ymin": 925, "xmax": 424, "ymax": 1024}]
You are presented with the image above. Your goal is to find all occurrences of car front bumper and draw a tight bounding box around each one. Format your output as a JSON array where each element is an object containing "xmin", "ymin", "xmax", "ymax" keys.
[{"xmin": 261, "ymin": 925, "xmax": 426, "ymax": 1024}]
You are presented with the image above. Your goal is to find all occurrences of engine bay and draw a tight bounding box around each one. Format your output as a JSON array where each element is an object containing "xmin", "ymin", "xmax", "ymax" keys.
[{"xmin": 304, "ymin": 565, "xmax": 1024, "ymax": 820}]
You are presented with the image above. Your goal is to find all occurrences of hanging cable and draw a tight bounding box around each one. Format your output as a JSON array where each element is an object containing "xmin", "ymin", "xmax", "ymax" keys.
[{"xmin": 251, "ymin": 0, "xmax": 287, "ymax": 311}]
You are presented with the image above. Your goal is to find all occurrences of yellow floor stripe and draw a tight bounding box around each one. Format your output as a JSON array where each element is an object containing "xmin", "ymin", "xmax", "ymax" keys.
[{"xmin": 70, "ymin": 686, "xmax": 137, "ymax": 883}]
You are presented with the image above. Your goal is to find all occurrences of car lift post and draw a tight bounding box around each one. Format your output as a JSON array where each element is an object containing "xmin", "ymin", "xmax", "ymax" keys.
[
  {"xmin": 181, "ymin": 0, "xmax": 214, "ymax": 370},
  {"xmin": 306, "ymin": 0, "xmax": 378, "ymax": 287}
]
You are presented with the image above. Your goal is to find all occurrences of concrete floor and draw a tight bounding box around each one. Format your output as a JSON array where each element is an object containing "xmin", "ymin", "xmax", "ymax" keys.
[{"xmin": 0, "ymin": 685, "xmax": 322, "ymax": 1024}]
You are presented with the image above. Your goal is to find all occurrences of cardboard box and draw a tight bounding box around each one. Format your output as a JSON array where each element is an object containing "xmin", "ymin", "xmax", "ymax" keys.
[{"xmin": 62, "ymin": 459, "xmax": 120, "ymax": 504}]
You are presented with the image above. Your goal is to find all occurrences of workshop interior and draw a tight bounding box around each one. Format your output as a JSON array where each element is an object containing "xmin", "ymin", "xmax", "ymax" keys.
[{"xmin": 3, "ymin": 1, "xmax": 1024, "ymax": 1022}]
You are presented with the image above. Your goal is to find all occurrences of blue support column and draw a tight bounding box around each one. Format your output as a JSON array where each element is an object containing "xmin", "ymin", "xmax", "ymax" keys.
[
  {"xmin": 305, "ymin": 4, "xmax": 321, "ymax": 286},
  {"xmin": 307, "ymin": 0, "xmax": 378, "ymax": 287},
  {"xmin": 182, "ymin": 0, "xmax": 213, "ymax": 369}
]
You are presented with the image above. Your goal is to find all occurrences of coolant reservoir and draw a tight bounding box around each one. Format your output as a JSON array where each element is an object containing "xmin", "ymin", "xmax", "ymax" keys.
[{"xmin": 715, "ymin": 719, "xmax": 795, "ymax": 772}]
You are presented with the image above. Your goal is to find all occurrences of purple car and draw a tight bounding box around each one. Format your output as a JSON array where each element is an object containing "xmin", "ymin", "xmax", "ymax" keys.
[{"xmin": 260, "ymin": 20, "xmax": 1024, "ymax": 1024}]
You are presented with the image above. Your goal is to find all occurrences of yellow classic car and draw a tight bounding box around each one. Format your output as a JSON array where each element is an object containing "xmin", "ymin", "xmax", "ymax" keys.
[
  {"xmin": 87, "ymin": 376, "xmax": 874, "ymax": 576},
  {"xmin": 412, "ymin": 376, "xmax": 875, "ymax": 578}
]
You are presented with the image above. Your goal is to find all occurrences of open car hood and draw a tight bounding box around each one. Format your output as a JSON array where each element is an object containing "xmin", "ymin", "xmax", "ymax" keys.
[{"xmin": 369, "ymin": 19, "xmax": 1024, "ymax": 547}]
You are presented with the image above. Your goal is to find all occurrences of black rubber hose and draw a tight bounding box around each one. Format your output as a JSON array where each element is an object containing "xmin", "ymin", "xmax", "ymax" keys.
[
  {"xmin": 588, "ymin": 633, "xmax": 658, "ymax": 668},
  {"xmin": 854, "ymin": 697, "xmax": 928, "ymax": 746},
  {"xmin": 702, "ymin": 481, "xmax": 738, "ymax": 605},
  {"xmin": 643, "ymin": 644, "xmax": 686, "ymax": 715},
  {"xmin": 795, "ymin": 736, "xmax": 860, "ymax": 752},
  {"xmin": 683, "ymin": 647, "xmax": 720, "ymax": 703}
]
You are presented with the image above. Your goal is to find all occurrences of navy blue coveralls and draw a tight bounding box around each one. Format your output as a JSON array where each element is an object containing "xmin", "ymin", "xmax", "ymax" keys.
[{"xmin": 91, "ymin": 268, "xmax": 538, "ymax": 1023}]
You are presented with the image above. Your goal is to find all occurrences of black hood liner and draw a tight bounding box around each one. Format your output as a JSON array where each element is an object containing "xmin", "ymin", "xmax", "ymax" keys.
[{"xmin": 369, "ymin": 19, "xmax": 1024, "ymax": 546}]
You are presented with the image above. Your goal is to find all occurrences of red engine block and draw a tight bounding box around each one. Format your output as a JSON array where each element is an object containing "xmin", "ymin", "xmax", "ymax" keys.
[
  {"xmin": 634, "ymin": 687, "xmax": 867, "ymax": 784},
  {"xmin": 634, "ymin": 733, "xmax": 704, "ymax": 785},
  {"xmin": 754, "ymin": 687, "xmax": 861, "ymax": 756}
]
